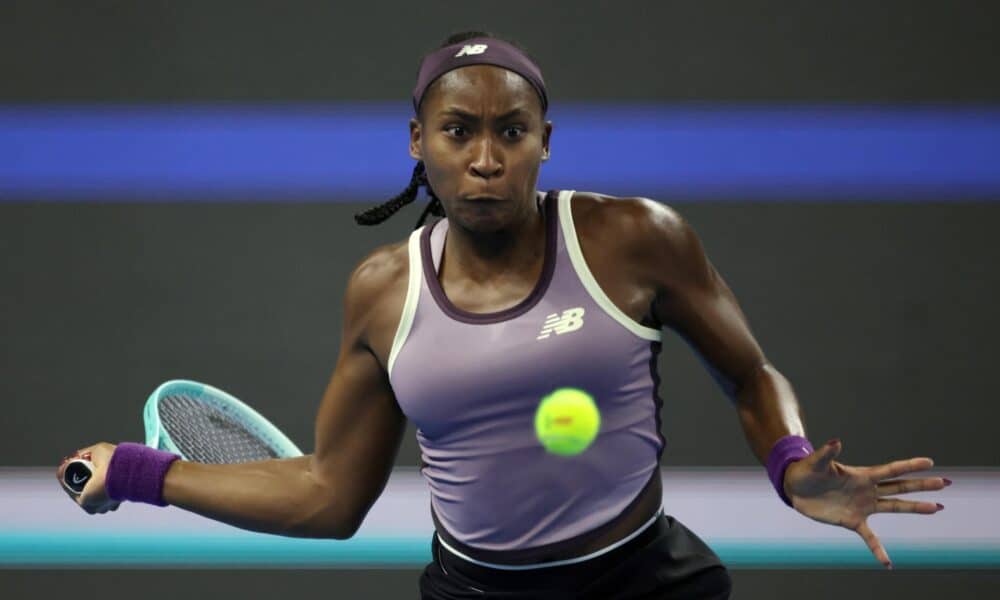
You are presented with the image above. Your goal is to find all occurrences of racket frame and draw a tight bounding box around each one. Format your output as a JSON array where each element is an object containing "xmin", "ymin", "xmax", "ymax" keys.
[{"xmin": 143, "ymin": 379, "xmax": 303, "ymax": 460}]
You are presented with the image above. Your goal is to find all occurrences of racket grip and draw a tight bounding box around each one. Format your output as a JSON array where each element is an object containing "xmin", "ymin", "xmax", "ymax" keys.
[{"xmin": 61, "ymin": 458, "xmax": 94, "ymax": 495}]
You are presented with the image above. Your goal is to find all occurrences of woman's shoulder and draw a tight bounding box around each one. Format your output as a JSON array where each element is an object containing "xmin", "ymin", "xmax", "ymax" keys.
[
  {"xmin": 345, "ymin": 239, "xmax": 410, "ymax": 303},
  {"xmin": 567, "ymin": 191, "xmax": 690, "ymax": 252},
  {"xmin": 340, "ymin": 238, "xmax": 414, "ymax": 360},
  {"xmin": 342, "ymin": 239, "xmax": 411, "ymax": 322}
]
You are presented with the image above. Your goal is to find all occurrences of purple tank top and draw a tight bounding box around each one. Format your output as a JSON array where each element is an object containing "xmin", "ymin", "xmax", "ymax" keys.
[{"xmin": 388, "ymin": 190, "xmax": 664, "ymax": 551}]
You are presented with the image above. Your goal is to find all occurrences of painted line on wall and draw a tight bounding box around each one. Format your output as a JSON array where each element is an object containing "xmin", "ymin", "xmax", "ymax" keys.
[{"xmin": 1, "ymin": 104, "xmax": 998, "ymax": 200}]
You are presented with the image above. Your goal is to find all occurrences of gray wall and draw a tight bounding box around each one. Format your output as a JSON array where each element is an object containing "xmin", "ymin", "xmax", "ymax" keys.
[
  {"xmin": 2, "ymin": 0, "xmax": 997, "ymax": 468},
  {"xmin": 3, "ymin": 203, "xmax": 997, "ymax": 467},
  {"xmin": 2, "ymin": 2, "xmax": 998, "ymax": 598},
  {"xmin": 2, "ymin": 1, "xmax": 999, "ymax": 102}
]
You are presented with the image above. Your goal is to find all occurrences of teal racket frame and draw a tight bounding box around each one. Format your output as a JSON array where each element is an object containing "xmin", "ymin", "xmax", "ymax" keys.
[{"xmin": 143, "ymin": 379, "xmax": 303, "ymax": 459}]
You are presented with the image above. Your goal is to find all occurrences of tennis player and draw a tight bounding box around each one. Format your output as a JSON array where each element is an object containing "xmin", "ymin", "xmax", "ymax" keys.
[{"xmin": 60, "ymin": 32, "xmax": 948, "ymax": 599}]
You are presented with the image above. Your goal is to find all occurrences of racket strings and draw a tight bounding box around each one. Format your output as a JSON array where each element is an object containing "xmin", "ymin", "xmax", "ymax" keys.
[{"xmin": 158, "ymin": 393, "xmax": 279, "ymax": 463}]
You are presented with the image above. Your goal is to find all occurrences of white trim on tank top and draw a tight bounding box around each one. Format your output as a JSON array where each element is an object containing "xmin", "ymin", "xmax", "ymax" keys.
[
  {"xmin": 558, "ymin": 190, "xmax": 662, "ymax": 342},
  {"xmin": 387, "ymin": 227, "xmax": 424, "ymax": 378}
]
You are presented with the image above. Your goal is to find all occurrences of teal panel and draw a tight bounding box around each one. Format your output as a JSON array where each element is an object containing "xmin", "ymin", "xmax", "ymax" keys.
[{"xmin": 3, "ymin": 533, "xmax": 998, "ymax": 569}]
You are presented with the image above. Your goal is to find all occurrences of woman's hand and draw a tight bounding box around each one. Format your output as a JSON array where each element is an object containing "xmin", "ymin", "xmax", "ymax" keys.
[
  {"xmin": 783, "ymin": 439, "xmax": 948, "ymax": 569},
  {"xmin": 56, "ymin": 442, "xmax": 121, "ymax": 514}
]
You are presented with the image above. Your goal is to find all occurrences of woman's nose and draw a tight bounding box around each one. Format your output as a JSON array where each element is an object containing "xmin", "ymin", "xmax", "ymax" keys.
[{"xmin": 469, "ymin": 138, "xmax": 503, "ymax": 179}]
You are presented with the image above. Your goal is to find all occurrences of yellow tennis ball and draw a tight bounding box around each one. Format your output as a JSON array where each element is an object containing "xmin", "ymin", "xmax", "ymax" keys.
[{"xmin": 534, "ymin": 388, "xmax": 601, "ymax": 456}]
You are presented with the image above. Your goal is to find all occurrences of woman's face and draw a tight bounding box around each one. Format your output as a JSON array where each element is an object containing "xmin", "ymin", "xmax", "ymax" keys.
[{"xmin": 410, "ymin": 65, "xmax": 552, "ymax": 233}]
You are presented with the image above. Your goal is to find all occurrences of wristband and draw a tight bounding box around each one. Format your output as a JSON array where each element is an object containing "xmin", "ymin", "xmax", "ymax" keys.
[
  {"xmin": 105, "ymin": 442, "xmax": 180, "ymax": 506},
  {"xmin": 766, "ymin": 435, "xmax": 814, "ymax": 507}
]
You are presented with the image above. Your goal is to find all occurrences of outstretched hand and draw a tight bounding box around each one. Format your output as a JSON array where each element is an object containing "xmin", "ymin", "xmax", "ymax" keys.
[{"xmin": 782, "ymin": 439, "xmax": 948, "ymax": 569}]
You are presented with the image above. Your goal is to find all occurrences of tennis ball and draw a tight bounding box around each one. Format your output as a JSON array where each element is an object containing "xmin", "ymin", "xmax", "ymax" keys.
[{"xmin": 534, "ymin": 388, "xmax": 601, "ymax": 456}]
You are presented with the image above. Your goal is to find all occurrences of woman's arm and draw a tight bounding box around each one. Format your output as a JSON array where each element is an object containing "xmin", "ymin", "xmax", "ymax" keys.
[
  {"xmin": 628, "ymin": 198, "xmax": 943, "ymax": 568},
  {"xmin": 60, "ymin": 243, "xmax": 409, "ymax": 540},
  {"xmin": 632, "ymin": 201, "xmax": 804, "ymax": 461},
  {"xmin": 161, "ymin": 332, "xmax": 406, "ymax": 538}
]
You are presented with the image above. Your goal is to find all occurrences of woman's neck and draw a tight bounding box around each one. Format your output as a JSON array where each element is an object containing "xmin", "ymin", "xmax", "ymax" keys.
[{"xmin": 442, "ymin": 196, "xmax": 546, "ymax": 282}]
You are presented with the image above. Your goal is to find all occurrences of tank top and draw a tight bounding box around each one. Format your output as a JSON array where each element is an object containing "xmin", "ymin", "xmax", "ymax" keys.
[{"xmin": 388, "ymin": 189, "xmax": 664, "ymax": 552}]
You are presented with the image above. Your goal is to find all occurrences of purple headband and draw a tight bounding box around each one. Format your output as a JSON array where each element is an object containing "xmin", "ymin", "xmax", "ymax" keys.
[{"xmin": 412, "ymin": 37, "xmax": 548, "ymax": 114}]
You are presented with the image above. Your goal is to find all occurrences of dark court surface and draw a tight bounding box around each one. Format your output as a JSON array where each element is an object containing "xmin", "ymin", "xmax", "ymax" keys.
[{"xmin": 2, "ymin": 569, "xmax": 999, "ymax": 599}]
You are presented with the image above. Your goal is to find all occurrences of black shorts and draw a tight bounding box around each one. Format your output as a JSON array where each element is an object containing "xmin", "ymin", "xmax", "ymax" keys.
[{"xmin": 419, "ymin": 513, "xmax": 732, "ymax": 599}]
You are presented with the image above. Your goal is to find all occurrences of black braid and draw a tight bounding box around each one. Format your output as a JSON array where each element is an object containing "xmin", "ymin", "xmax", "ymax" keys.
[
  {"xmin": 414, "ymin": 187, "xmax": 445, "ymax": 229},
  {"xmin": 354, "ymin": 162, "xmax": 426, "ymax": 226},
  {"xmin": 353, "ymin": 161, "xmax": 445, "ymax": 230}
]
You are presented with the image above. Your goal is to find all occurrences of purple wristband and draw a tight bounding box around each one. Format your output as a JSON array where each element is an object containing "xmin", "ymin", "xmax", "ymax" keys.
[
  {"xmin": 105, "ymin": 442, "xmax": 180, "ymax": 506},
  {"xmin": 766, "ymin": 435, "xmax": 814, "ymax": 507}
]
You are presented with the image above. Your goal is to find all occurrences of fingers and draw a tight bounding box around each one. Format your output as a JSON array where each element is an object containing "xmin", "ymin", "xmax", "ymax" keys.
[
  {"xmin": 855, "ymin": 521, "xmax": 892, "ymax": 569},
  {"xmin": 876, "ymin": 497, "xmax": 944, "ymax": 515},
  {"xmin": 94, "ymin": 501, "xmax": 121, "ymax": 515},
  {"xmin": 79, "ymin": 496, "xmax": 120, "ymax": 515},
  {"xmin": 870, "ymin": 457, "xmax": 935, "ymax": 481},
  {"xmin": 59, "ymin": 449, "xmax": 93, "ymax": 464},
  {"xmin": 877, "ymin": 476, "xmax": 950, "ymax": 497},
  {"xmin": 810, "ymin": 439, "xmax": 842, "ymax": 472}
]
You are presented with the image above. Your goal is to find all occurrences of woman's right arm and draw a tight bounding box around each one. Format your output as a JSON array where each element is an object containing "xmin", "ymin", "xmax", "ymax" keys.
[{"xmin": 59, "ymin": 244, "xmax": 410, "ymax": 540}]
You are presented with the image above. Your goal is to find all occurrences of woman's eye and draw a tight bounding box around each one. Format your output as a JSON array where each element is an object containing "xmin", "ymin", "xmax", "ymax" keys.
[{"xmin": 504, "ymin": 126, "xmax": 525, "ymax": 139}]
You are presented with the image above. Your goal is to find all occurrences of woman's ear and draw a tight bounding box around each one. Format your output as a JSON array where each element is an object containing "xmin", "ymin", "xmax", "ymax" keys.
[
  {"xmin": 541, "ymin": 121, "xmax": 553, "ymax": 161},
  {"xmin": 409, "ymin": 118, "xmax": 423, "ymax": 161}
]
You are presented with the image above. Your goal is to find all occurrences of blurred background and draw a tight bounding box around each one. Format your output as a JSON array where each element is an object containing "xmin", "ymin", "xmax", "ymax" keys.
[{"xmin": 2, "ymin": 0, "xmax": 998, "ymax": 597}]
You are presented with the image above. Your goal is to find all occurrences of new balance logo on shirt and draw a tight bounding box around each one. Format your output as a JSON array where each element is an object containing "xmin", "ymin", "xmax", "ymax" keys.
[
  {"xmin": 455, "ymin": 44, "xmax": 488, "ymax": 57},
  {"xmin": 537, "ymin": 308, "xmax": 585, "ymax": 340}
]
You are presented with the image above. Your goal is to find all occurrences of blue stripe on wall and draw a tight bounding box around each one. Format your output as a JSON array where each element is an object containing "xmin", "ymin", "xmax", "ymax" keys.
[{"xmin": 2, "ymin": 104, "xmax": 999, "ymax": 200}]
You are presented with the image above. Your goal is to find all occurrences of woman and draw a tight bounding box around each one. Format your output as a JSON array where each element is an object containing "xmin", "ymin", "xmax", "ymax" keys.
[{"xmin": 60, "ymin": 32, "xmax": 946, "ymax": 599}]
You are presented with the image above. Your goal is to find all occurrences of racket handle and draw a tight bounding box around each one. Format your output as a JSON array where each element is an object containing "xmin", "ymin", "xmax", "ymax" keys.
[{"xmin": 62, "ymin": 458, "xmax": 94, "ymax": 495}]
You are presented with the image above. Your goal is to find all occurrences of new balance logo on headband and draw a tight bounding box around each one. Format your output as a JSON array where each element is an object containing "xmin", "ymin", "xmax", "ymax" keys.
[
  {"xmin": 455, "ymin": 44, "xmax": 489, "ymax": 57},
  {"xmin": 537, "ymin": 308, "xmax": 585, "ymax": 340}
]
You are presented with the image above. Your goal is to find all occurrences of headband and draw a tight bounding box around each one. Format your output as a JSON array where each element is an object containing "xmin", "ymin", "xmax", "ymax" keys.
[{"xmin": 412, "ymin": 37, "xmax": 548, "ymax": 114}]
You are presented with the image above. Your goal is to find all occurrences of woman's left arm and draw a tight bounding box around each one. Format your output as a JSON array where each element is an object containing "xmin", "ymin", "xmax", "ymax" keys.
[{"xmin": 630, "ymin": 198, "xmax": 947, "ymax": 570}]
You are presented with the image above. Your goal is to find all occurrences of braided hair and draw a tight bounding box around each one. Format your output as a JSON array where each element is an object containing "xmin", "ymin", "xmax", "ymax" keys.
[
  {"xmin": 353, "ymin": 160, "xmax": 445, "ymax": 229},
  {"xmin": 354, "ymin": 31, "xmax": 524, "ymax": 230}
]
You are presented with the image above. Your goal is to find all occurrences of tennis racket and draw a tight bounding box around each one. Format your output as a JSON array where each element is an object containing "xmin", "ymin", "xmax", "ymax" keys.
[{"xmin": 61, "ymin": 379, "xmax": 302, "ymax": 495}]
